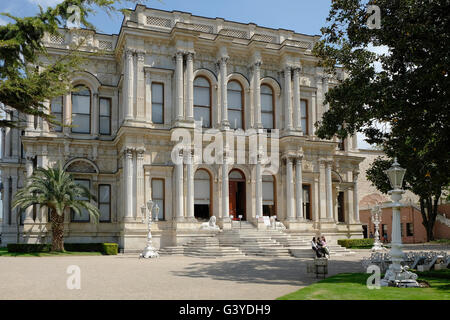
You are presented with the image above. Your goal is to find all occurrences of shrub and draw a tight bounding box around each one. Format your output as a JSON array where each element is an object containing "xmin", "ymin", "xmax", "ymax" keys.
[
  {"xmin": 7, "ymin": 243, "xmax": 118, "ymax": 255},
  {"xmin": 102, "ymin": 243, "xmax": 118, "ymax": 255},
  {"xmin": 337, "ymin": 238, "xmax": 375, "ymax": 248},
  {"xmin": 7, "ymin": 244, "xmax": 51, "ymax": 253}
]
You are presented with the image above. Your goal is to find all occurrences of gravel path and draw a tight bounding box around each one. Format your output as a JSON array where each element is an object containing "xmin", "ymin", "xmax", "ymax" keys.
[{"xmin": 0, "ymin": 253, "xmax": 367, "ymax": 300}]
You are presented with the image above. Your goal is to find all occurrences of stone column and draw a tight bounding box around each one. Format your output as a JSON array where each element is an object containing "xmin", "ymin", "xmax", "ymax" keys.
[
  {"xmin": 124, "ymin": 50, "xmax": 134, "ymax": 120},
  {"xmin": 40, "ymin": 106, "xmax": 49, "ymax": 133},
  {"xmin": 311, "ymin": 92, "xmax": 317, "ymax": 136},
  {"xmin": 353, "ymin": 170, "xmax": 360, "ymax": 222},
  {"xmin": 24, "ymin": 156, "xmax": 34, "ymax": 223},
  {"xmin": 221, "ymin": 155, "xmax": 229, "ymax": 220},
  {"xmin": 323, "ymin": 76, "xmax": 329, "ymax": 112},
  {"xmin": 145, "ymin": 171, "xmax": 151, "ymax": 206},
  {"xmin": 63, "ymin": 94, "xmax": 71, "ymax": 135},
  {"xmin": 253, "ymin": 60, "xmax": 262, "ymax": 128},
  {"xmin": 136, "ymin": 148, "xmax": 145, "ymax": 219},
  {"xmin": 174, "ymin": 149, "xmax": 184, "ymax": 221},
  {"xmin": 124, "ymin": 148, "xmax": 134, "ymax": 221},
  {"xmin": 92, "ymin": 92, "xmax": 99, "ymax": 136},
  {"xmin": 293, "ymin": 68, "xmax": 301, "ymax": 131},
  {"xmin": 145, "ymin": 70, "xmax": 152, "ymax": 123},
  {"xmin": 11, "ymin": 175, "xmax": 18, "ymax": 225},
  {"xmin": 319, "ymin": 160, "xmax": 327, "ymax": 220},
  {"xmin": 1, "ymin": 128, "xmax": 5, "ymax": 159},
  {"xmin": 284, "ymin": 67, "xmax": 293, "ymax": 131},
  {"xmin": 219, "ymin": 56, "xmax": 230, "ymax": 128},
  {"xmin": 175, "ymin": 51, "xmax": 184, "ymax": 122},
  {"xmin": 26, "ymin": 114, "xmax": 34, "ymax": 131},
  {"xmin": 185, "ymin": 149, "xmax": 195, "ymax": 221},
  {"xmin": 316, "ymin": 76, "xmax": 324, "ymax": 123},
  {"xmin": 186, "ymin": 52, "xmax": 194, "ymax": 121},
  {"xmin": 325, "ymin": 161, "xmax": 334, "ymax": 220},
  {"xmin": 4, "ymin": 112, "xmax": 11, "ymax": 158},
  {"xmin": 3, "ymin": 175, "xmax": 10, "ymax": 224},
  {"xmin": 295, "ymin": 157, "xmax": 303, "ymax": 220},
  {"xmin": 285, "ymin": 156, "xmax": 295, "ymax": 221},
  {"xmin": 136, "ymin": 50, "xmax": 146, "ymax": 121},
  {"xmin": 255, "ymin": 155, "xmax": 263, "ymax": 219}
]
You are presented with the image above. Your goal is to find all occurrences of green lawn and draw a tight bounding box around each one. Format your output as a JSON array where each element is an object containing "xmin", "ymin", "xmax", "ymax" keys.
[
  {"xmin": 278, "ymin": 271, "xmax": 450, "ymax": 300},
  {"xmin": 0, "ymin": 247, "xmax": 102, "ymax": 257}
]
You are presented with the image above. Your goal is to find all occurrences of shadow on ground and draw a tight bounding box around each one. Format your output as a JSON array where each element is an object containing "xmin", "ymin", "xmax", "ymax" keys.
[{"xmin": 171, "ymin": 257, "xmax": 364, "ymax": 286}]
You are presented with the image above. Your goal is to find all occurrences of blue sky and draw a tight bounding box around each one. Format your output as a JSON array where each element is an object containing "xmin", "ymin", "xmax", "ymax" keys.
[{"xmin": 0, "ymin": 0, "xmax": 331, "ymax": 36}]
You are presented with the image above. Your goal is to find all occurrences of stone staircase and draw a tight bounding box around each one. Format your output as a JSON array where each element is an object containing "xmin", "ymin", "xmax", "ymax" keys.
[
  {"xmin": 159, "ymin": 221, "xmax": 354, "ymax": 258},
  {"xmin": 158, "ymin": 236, "xmax": 245, "ymax": 258}
]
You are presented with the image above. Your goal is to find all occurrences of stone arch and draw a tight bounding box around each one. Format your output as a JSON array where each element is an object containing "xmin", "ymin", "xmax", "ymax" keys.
[
  {"xmin": 331, "ymin": 170, "xmax": 343, "ymax": 183},
  {"xmin": 227, "ymin": 73, "xmax": 250, "ymax": 89},
  {"xmin": 71, "ymin": 71, "xmax": 101, "ymax": 93},
  {"xmin": 64, "ymin": 158, "xmax": 99, "ymax": 174},
  {"xmin": 194, "ymin": 68, "xmax": 218, "ymax": 85},
  {"xmin": 260, "ymin": 77, "xmax": 281, "ymax": 96}
]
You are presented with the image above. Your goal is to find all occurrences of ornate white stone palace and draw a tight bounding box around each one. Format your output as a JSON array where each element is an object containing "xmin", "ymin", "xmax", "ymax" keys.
[{"xmin": 0, "ymin": 5, "xmax": 363, "ymax": 252}]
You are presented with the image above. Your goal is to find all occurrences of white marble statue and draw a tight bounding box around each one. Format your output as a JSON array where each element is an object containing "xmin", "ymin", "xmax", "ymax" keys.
[{"xmin": 200, "ymin": 216, "xmax": 220, "ymax": 230}]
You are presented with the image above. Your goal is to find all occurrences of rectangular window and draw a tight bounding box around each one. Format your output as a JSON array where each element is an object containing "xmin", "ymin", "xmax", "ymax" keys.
[
  {"xmin": 98, "ymin": 184, "xmax": 111, "ymax": 222},
  {"xmin": 152, "ymin": 178, "xmax": 165, "ymax": 220},
  {"xmin": 50, "ymin": 96, "xmax": 63, "ymax": 132},
  {"xmin": 152, "ymin": 83, "xmax": 164, "ymax": 124},
  {"xmin": 300, "ymin": 99, "xmax": 308, "ymax": 134},
  {"xmin": 99, "ymin": 98, "xmax": 111, "ymax": 135},
  {"xmin": 71, "ymin": 94, "xmax": 91, "ymax": 134},
  {"xmin": 302, "ymin": 184, "xmax": 311, "ymax": 220},
  {"xmin": 406, "ymin": 223, "xmax": 414, "ymax": 236},
  {"xmin": 400, "ymin": 223, "xmax": 404, "ymax": 237},
  {"xmin": 71, "ymin": 179, "xmax": 90, "ymax": 222}
]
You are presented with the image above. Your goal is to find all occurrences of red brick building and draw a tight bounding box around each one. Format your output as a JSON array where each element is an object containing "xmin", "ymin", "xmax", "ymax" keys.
[{"xmin": 360, "ymin": 204, "xmax": 450, "ymax": 243}]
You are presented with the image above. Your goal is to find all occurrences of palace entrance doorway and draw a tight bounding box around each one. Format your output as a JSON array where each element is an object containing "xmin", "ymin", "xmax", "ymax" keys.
[{"xmin": 229, "ymin": 169, "xmax": 246, "ymax": 221}]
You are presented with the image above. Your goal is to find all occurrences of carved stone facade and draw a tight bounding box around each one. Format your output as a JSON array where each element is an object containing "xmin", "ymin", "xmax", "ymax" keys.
[{"xmin": 0, "ymin": 5, "xmax": 364, "ymax": 252}]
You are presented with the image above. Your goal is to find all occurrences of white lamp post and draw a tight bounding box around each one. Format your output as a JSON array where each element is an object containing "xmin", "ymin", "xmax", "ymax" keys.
[
  {"xmin": 370, "ymin": 205, "xmax": 383, "ymax": 251},
  {"xmin": 380, "ymin": 158, "xmax": 418, "ymax": 287},
  {"xmin": 139, "ymin": 200, "xmax": 159, "ymax": 259}
]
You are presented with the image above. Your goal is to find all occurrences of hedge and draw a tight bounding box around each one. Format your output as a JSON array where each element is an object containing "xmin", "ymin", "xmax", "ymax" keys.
[
  {"xmin": 7, "ymin": 244, "xmax": 51, "ymax": 253},
  {"xmin": 7, "ymin": 243, "xmax": 118, "ymax": 255},
  {"xmin": 337, "ymin": 238, "xmax": 375, "ymax": 248}
]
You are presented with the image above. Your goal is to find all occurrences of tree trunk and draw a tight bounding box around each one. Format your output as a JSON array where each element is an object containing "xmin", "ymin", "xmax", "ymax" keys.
[
  {"xmin": 420, "ymin": 196, "xmax": 439, "ymax": 242},
  {"xmin": 50, "ymin": 210, "xmax": 65, "ymax": 252}
]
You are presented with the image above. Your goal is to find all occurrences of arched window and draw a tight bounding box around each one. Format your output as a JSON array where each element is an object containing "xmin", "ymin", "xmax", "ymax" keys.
[
  {"xmin": 71, "ymin": 85, "xmax": 91, "ymax": 134},
  {"xmin": 262, "ymin": 175, "xmax": 276, "ymax": 216},
  {"xmin": 261, "ymin": 84, "xmax": 274, "ymax": 129},
  {"xmin": 227, "ymin": 80, "xmax": 244, "ymax": 129},
  {"xmin": 194, "ymin": 77, "xmax": 211, "ymax": 128},
  {"xmin": 194, "ymin": 169, "xmax": 211, "ymax": 220}
]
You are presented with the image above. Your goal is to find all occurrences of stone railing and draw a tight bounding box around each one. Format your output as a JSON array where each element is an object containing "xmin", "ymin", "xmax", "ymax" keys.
[
  {"xmin": 137, "ymin": 8, "xmax": 315, "ymax": 49},
  {"xmin": 43, "ymin": 29, "xmax": 116, "ymax": 53}
]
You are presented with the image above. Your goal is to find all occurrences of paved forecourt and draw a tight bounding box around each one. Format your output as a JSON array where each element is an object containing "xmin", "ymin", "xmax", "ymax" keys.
[{"xmin": 0, "ymin": 253, "xmax": 369, "ymax": 300}]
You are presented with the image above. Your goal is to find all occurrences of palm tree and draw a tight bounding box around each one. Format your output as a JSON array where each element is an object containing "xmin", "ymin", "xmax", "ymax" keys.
[{"xmin": 12, "ymin": 165, "xmax": 99, "ymax": 252}]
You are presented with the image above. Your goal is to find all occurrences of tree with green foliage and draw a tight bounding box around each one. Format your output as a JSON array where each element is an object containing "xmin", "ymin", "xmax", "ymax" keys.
[
  {"xmin": 314, "ymin": 0, "xmax": 450, "ymax": 241},
  {"xmin": 0, "ymin": 0, "xmax": 140, "ymax": 128},
  {"xmin": 12, "ymin": 165, "xmax": 99, "ymax": 251}
]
